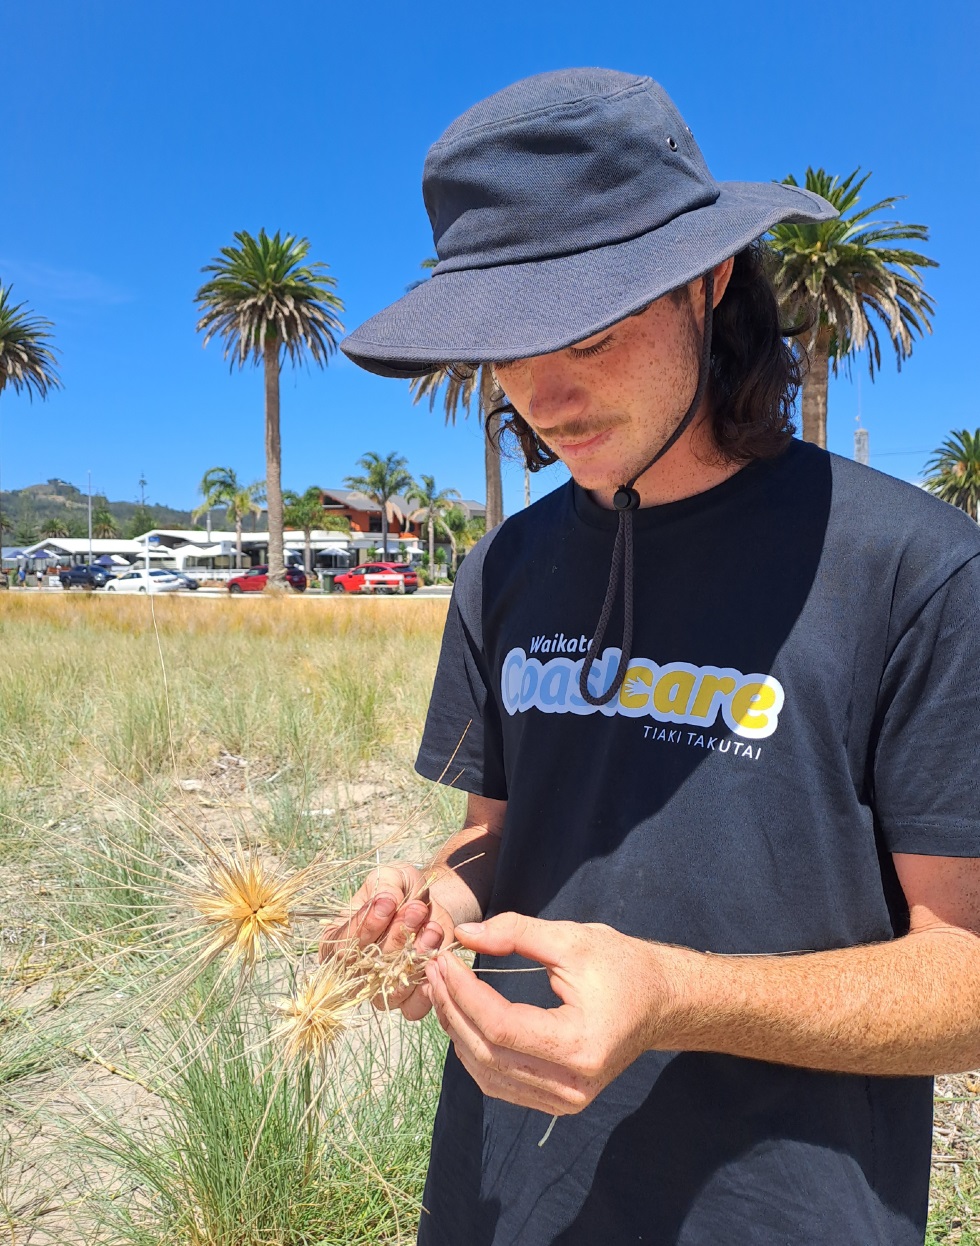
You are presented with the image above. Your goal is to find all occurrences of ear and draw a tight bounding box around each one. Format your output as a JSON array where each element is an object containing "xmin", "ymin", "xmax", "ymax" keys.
[
  {"xmin": 689, "ymin": 256, "xmax": 735, "ymax": 329},
  {"xmin": 709, "ymin": 256, "xmax": 735, "ymax": 308}
]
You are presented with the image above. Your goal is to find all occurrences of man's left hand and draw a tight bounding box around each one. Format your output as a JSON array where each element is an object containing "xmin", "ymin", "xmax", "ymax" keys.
[{"xmin": 424, "ymin": 912, "xmax": 680, "ymax": 1116}]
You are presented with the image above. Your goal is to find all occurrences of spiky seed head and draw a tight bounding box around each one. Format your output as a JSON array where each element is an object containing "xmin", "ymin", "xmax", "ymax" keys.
[
  {"xmin": 183, "ymin": 846, "xmax": 302, "ymax": 970},
  {"xmin": 273, "ymin": 956, "xmax": 366, "ymax": 1067}
]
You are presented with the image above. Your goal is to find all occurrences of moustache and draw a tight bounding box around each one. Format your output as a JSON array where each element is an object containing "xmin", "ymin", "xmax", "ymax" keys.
[{"xmin": 530, "ymin": 416, "xmax": 626, "ymax": 446}]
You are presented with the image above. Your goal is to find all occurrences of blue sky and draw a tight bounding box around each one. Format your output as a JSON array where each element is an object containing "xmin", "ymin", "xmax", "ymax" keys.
[{"xmin": 2, "ymin": 0, "xmax": 977, "ymax": 516}]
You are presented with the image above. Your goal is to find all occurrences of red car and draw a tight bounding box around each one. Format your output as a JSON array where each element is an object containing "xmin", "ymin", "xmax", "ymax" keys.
[
  {"xmin": 333, "ymin": 562, "xmax": 418, "ymax": 594},
  {"xmin": 227, "ymin": 565, "xmax": 307, "ymax": 593}
]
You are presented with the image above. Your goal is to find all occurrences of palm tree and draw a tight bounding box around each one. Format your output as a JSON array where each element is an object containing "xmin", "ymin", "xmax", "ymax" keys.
[
  {"xmin": 0, "ymin": 285, "xmax": 61, "ymax": 399},
  {"xmin": 194, "ymin": 229, "xmax": 344, "ymax": 591},
  {"xmin": 344, "ymin": 452, "xmax": 414, "ymax": 560},
  {"xmin": 923, "ymin": 430, "xmax": 980, "ymax": 522},
  {"xmin": 40, "ymin": 518, "xmax": 71, "ymax": 539},
  {"xmin": 192, "ymin": 467, "xmax": 263, "ymax": 570},
  {"xmin": 0, "ymin": 285, "xmax": 61, "ymax": 534},
  {"xmin": 92, "ymin": 499, "xmax": 118, "ymax": 539},
  {"xmin": 767, "ymin": 169, "xmax": 937, "ymax": 448},
  {"xmin": 283, "ymin": 486, "xmax": 331, "ymax": 576},
  {"xmin": 408, "ymin": 260, "xmax": 504, "ymax": 529},
  {"xmin": 441, "ymin": 505, "xmax": 486, "ymax": 576},
  {"xmin": 407, "ymin": 475, "xmax": 461, "ymax": 580}
]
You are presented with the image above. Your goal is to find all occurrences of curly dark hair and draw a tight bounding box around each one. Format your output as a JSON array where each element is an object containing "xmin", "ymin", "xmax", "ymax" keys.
[{"xmin": 467, "ymin": 240, "xmax": 808, "ymax": 470}]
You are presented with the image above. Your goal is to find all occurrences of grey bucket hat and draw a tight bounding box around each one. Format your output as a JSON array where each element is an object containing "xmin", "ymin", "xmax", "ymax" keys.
[{"xmin": 341, "ymin": 67, "xmax": 836, "ymax": 378}]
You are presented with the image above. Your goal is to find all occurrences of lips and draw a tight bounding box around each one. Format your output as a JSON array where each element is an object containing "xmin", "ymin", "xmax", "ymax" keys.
[{"xmin": 553, "ymin": 428, "xmax": 614, "ymax": 458}]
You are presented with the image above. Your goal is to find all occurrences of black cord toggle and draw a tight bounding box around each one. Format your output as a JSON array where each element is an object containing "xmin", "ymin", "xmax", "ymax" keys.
[{"xmin": 613, "ymin": 486, "xmax": 641, "ymax": 511}]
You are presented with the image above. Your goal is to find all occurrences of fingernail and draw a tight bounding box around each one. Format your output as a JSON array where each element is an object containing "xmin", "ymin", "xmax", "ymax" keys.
[
  {"xmin": 373, "ymin": 897, "xmax": 397, "ymax": 920},
  {"xmin": 456, "ymin": 922, "xmax": 483, "ymax": 936}
]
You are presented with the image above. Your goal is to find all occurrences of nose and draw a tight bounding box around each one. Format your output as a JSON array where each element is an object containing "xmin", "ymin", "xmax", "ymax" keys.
[{"xmin": 521, "ymin": 354, "xmax": 588, "ymax": 429}]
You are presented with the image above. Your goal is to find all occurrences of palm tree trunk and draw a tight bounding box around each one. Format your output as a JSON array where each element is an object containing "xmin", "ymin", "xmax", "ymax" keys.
[
  {"xmin": 381, "ymin": 508, "xmax": 389, "ymax": 560},
  {"xmin": 235, "ymin": 517, "xmax": 243, "ymax": 570},
  {"xmin": 801, "ymin": 327, "xmax": 831, "ymax": 448},
  {"xmin": 428, "ymin": 516, "xmax": 435, "ymax": 580},
  {"xmin": 304, "ymin": 528, "xmax": 312, "ymax": 577},
  {"xmin": 485, "ymin": 433, "xmax": 504, "ymax": 530},
  {"xmin": 263, "ymin": 334, "xmax": 286, "ymax": 591}
]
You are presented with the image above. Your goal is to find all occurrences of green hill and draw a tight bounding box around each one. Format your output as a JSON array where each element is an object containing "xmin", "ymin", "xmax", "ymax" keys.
[{"xmin": 0, "ymin": 479, "xmax": 200, "ymax": 544}]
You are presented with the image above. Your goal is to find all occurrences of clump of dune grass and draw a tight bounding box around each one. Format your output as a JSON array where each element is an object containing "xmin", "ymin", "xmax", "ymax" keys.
[
  {"xmin": 0, "ymin": 977, "xmax": 65, "ymax": 1098},
  {"xmin": 78, "ymin": 992, "xmax": 445, "ymax": 1246}
]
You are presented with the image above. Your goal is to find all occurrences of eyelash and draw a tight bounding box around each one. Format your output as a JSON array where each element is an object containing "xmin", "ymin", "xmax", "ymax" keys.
[{"xmin": 569, "ymin": 336, "xmax": 614, "ymax": 359}]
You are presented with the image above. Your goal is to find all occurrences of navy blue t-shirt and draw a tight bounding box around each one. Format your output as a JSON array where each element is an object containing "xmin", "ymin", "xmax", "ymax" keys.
[{"xmin": 415, "ymin": 440, "xmax": 980, "ymax": 1246}]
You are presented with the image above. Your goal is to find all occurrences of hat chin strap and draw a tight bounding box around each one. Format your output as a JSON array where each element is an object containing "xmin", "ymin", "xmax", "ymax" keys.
[{"xmin": 578, "ymin": 270, "xmax": 715, "ymax": 708}]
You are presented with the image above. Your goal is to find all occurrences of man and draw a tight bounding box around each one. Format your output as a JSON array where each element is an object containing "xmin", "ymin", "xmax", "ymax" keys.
[{"xmin": 330, "ymin": 69, "xmax": 980, "ymax": 1244}]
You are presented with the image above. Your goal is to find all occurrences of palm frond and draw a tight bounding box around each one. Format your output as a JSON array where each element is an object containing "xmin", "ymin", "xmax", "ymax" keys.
[
  {"xmin": 0, "ymin": 284, "xmax": 61, "ymax": 399},
  {"xmin": 194, "ymin": 229, "xmax": 345, "ymax": 370},
  {"xmin": 768, "ymin": 167, "xmax": 937, "ymax": 381},
  {"xmin": 923, "ymin": 430, "xmax": 980, "ymax": 518}
]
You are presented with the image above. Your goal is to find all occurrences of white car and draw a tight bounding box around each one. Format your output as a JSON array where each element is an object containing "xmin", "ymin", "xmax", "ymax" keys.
[{"xmin": 104, "ymin": 568, "xmax": 183, "ymax": 594}]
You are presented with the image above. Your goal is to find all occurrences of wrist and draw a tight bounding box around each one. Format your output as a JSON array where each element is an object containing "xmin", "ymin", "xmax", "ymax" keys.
[
  {"xmin": 638, "ymin": 939, "xmax": 717, "ymax": 1052},
  {"xmin": 426, "ymin": 866, "xmax": 485, "ymax": 930}
]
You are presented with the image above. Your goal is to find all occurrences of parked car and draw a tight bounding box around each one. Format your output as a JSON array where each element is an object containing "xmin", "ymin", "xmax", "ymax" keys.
[
  {"xmin": 227, "ymin": 565, "xmax": 307, "ymax": 593},
  {"xmin": 333, "ymin": 563, "xmax": 406, "ymax": 594},
  {"xmin": 59, "ymin": 563, "xmax": 116, "ymax": 590},
  {"xmin": 171, "ymin": 571, "xmax": 200, "ymax": 590},
  {"xmin": 104, "ymin": 568, "xmax": 182, "ymax": 593},
  {"xmin": 388, "ymin": 563, "xmax": 420, "ymax": 593}
]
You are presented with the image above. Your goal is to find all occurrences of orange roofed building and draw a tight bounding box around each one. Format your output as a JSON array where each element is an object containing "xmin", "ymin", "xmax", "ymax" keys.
[{"xmin": 318, "ymin": 489, "xmax": 486, "ymax": 541}]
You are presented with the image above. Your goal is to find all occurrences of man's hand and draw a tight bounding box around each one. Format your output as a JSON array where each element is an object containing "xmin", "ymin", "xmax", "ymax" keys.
[
  {"xmin": 424, "ymin": 912, "xmax": 676, "ymax": 1116},
  {"xmin": 319, "ymin": 864, "xmax": 455, "ymax": 1020}
]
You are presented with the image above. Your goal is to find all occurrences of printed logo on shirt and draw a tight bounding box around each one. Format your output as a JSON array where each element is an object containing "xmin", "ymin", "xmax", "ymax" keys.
[{"xmin": 500, "ymin": 645, "xmax": 784, "ymax": 740}]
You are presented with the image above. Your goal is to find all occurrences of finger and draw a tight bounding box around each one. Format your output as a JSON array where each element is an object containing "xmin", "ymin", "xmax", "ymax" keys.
[
  {"xmin": 433, "ymin": 947, "xmax": 570, "ymax": 1062},
  {"xmin": 318, "ymin": 892, "xmax": 399, "ymax": 961},
  {"xmin": 425, "ymin": 951, "xmax": 570, "ymax": 1081},
  {"xmin": 378, "ymin": 898, "xmax": 432, "ymax": 955},
  {"xmin": 399, "ymin": 985, "xmax": 434, "ymax": 1022},
  {"xmin": 415, "ymin": 920, "xmax": 444, "ymax": 954},
  {"xmin": 454, "ymin": 912, "xmax": 575, "ymax": 969},
  {"xmin": 450, "ymin": 1038, "xmax": 570, "ymax": 1114},
  {"xmin": 428, "ymin": 982, "xmax": 570, "ymax": 1114}
]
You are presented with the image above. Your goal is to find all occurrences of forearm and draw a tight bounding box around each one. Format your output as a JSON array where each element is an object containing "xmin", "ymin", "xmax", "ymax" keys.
[
  {"xmin": 654, "ymin": 925, "xmax": 980, "ymax": 1076},
  {"xmin": 426, "ymin": 820, "xmax": 501, "ymax": 929}
]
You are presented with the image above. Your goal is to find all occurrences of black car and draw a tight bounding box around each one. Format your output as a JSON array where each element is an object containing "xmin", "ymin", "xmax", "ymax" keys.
[
  {"xmin": 171, "ymin": 572, "xmax": 200, "ymax": 590},
  {"xmin": 59, "ymin": 564, "xmax": 116, "ymax": 589}
]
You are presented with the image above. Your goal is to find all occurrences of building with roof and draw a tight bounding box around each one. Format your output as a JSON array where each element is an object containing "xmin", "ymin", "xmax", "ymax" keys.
[{"xmin": 318, "ymin": 489, "xmax": 485, "ymax": 538}]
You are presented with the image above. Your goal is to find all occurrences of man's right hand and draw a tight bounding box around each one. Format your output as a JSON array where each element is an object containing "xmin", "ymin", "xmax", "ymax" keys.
[{"xmin": 318, "ymin": 863, "xmax": 454, "ymax": 1020}]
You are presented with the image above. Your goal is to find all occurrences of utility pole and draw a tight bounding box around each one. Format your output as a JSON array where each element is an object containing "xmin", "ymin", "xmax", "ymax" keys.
[
  {"xmin": 853, "ymin": 377, "xmax": 869, "ymax": 466},
  {"xmin": 87, "ymin": 470, "xmax": 93, "ymax": 561},
  {"xmin": 524, "ymin": 464, "xmax": 531, "ymax": 509}
]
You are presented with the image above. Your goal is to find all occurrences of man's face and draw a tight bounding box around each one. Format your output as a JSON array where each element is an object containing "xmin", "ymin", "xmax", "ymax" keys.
[{"xmin": 493, "ymin": 280, "xmax": 705, "ymax": 493}]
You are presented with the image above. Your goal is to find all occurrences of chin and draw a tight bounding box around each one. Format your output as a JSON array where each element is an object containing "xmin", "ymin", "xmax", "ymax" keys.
[{"xmin": 559, "ymin": 460, "xmax": 623, "ymax": 492}]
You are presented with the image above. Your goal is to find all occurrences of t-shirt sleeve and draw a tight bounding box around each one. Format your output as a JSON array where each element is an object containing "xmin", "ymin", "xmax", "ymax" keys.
[
  {"xmin": 414, "ymin": 539, "xmax": 507, "ymax": 800},
  {"xmin": 874, "ymin": 554, "xmax": 980, "ymax": 856}
]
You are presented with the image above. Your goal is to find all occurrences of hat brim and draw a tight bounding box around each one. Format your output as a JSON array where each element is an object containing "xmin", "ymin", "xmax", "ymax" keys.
[{"xmin": 341, "ymin": 181, "xmax": 835, "ymax": 379}]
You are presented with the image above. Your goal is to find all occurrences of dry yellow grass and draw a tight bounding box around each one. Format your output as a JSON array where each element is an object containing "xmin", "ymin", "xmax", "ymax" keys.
[
  {"xmin": 0, "ymin": 589, "xmax": 450, "ymax": 639},
  {"xmin": 0, "ymin": 592, "xmax": 449, "ymax": 787}
]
